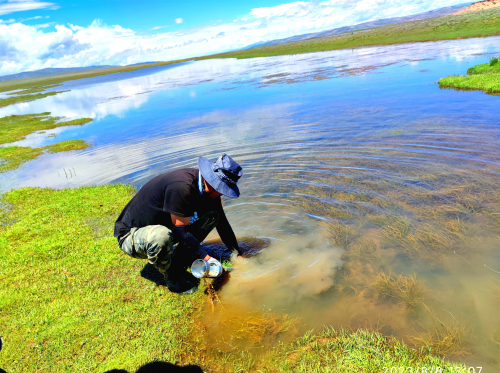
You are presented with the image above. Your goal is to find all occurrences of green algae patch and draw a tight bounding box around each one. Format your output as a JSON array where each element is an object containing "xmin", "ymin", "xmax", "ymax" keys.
[
  {"xmin": 198, "ymin": 8, "xmax": 500, "ymax": 60},
  {"xmin": 0, "ymin": 140, "xmax": 90, "ymax": 173},
  {"xmin": 0, "ymin": 185, "xmax": 466, "ymax": 372},
  {"xmin": 439, "ymin": 60, "xmax": 500, "ymax": 94},
  {"xmin": 0, "ymin": 113, "xmax": 93, "ymax": 145}
]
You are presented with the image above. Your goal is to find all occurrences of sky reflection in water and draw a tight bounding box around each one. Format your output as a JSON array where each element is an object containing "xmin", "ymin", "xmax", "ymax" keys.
[{"xmin": 2, "ymin": 36, "xmax": 500, "ymax": 368}]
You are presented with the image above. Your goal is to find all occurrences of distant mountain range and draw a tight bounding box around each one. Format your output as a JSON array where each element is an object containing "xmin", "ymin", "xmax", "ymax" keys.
[{"xmin": 243, "ymin": 3, "xmax": 471, "ymax": 49}]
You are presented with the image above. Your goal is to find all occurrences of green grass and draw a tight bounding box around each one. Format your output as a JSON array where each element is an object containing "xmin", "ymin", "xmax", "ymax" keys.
[
  {"xmin": 0, "ymin": 140, "xmax": 90, "ymax": 172},
  {"xmin": 0, "ymin": 113, "xmax": 93, "ymax": 146},
  {"xmin": 0, "ymin": 113, "xmax": 94, "ymax": 172},
  {"xmin": 259, "ymin": 328, "xmax": 464, "ymax": 373},
  {"xmin": 0, "ymin": 90, "xmax": 69, "ymax": 108},
  {"xmin": 439, "ymin": 61, "xmax": 500, "ymax": 94},
  {"xmin": 6, "ymin": 85, "xmax": 61, "ymax": 96},
  {"xmin": 0, "ymin": 185, "xmax": 466, "ymax": 372},
  {"xmin": 467, "ymin": 62, "xmax": 500, "ymax": 75},
  {"xmin": 198, "ymin": 8, "xmax": 500, "ymax": 60}
]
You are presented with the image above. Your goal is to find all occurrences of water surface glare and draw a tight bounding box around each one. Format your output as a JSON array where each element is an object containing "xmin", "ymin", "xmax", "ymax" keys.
[{"xmin": 2, "ymin": 37, "xmax": 500, "ymax": 368}]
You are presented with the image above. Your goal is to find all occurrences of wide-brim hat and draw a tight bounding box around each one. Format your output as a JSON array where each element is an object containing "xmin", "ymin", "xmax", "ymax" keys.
[{"xmin": 198, "ymin": 153, "xmax": 243, "ymax": 198}]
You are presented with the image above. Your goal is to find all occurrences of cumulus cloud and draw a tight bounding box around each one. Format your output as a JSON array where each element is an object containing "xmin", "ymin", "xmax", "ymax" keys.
[
  {"xmin": 0, "ymin": 0, "xmax": 57, "ymax": 16},
  {"xmin": 0, "ymin": 0, "xmax": 469, "ymax": 75},
  {"xmin": 175, "ymin": 17, "xmax": 183, "ymax": 24}
]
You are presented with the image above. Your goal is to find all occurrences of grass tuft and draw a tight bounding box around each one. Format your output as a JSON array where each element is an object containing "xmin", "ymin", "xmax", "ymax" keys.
[
  {"xmin": 375, "ymin": 272, "xmax": 425, "ymax": 313},
  {"xmin": 0, "ymin": 140, "xmax": 90, "ymax": 173},
  {"xmin": 0, "ymin": 113, "xmax": 93, "ymax": 145}
]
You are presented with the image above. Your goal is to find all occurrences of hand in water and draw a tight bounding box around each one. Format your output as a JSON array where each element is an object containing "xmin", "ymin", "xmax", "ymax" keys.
[{"xmin": 231, "ymin": 251, "xmax": 245, "ymax": 266}]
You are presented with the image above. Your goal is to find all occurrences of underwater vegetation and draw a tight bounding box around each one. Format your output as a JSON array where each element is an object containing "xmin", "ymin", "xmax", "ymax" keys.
[{"xmin": 278, "ymin": 139, "xmax": 500, "ymax": 366}]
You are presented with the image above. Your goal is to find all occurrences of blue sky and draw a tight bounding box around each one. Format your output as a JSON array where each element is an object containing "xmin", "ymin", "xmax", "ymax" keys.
[
  {"xmin": 0, "ymin": 0, "xmax": 470, "ymax": 75},
  {"xmin": 6, "ymin": 0, "xmax": 291, "ymax": 32}
]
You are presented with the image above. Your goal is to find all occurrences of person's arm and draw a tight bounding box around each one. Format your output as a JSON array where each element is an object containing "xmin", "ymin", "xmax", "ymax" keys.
[
  {"xmin": 170, "ymin": 214, "xmax": 209, "ymax": 259},
  {"xmin": 215, "ymin": 199, "xmax": 241, "ymax": 255}
]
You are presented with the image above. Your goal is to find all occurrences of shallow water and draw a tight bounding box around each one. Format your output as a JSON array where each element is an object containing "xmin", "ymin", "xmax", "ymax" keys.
[{"xmin": 2, "ymin": 36, "xmax": 500, "ymax": 368}]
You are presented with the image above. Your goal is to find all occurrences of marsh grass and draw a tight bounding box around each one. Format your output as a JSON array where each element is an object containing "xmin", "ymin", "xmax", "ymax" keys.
[
  {"xmin": 259, "ymin": 328, "xmax": 464, "ymax": 372},
  {"xmin": 375, "ymin": 272, "xmax": 425, "ymax": 314},
  {"xmin": 411, "ymin": 306, "xmax": 470, "ymax": 357},
  {"xmin": 219, "ymin": 312, "xmax": 300, "ymax": 347},
  {"xmin": 0, "ymin": 90, "xmax": 70, "ymax": 108},
  {"xmin": 0, "ymin": 113, "xmax": 92, "ymax": 145},
  {"xmin": 199, "ymin": 9, "xmax": 500, "ymax": 60},
  {"xmin": 6, "ymin": 84, "xmax": 62, "ymax": 96},
  {"xmin": 0, "ymin": 113, "xmax": 93, "ymax": 172},
  {"xmin": 439, "ymin": 56, "xmax": 500, "ymax": 93},
  {"xmin": 0, "ymin": 140, "xmax": 90, "ymax": 172}
]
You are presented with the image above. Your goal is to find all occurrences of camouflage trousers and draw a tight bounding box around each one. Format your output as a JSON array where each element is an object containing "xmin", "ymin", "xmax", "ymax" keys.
[{"xmin": 119, "ymin": 210, "xmax": 219, "ymax": 274}]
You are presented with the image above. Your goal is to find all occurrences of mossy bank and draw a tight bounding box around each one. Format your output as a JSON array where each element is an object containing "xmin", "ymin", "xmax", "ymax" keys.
[
  {"xmin": 0, "ymin": 185, "xmax": 466, "ymax": 372},
  {"xmin": 439, "ymin": 57, "xmax": 500, "ymax": 94}
]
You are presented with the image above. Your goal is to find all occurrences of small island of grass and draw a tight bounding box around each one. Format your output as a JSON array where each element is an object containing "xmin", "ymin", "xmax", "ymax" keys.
[
  {"xmin": 438, "ymin": 56, "xmax": 500, "ymax": 94},
  {"xmin": 0, "ymin": 113, "xmax": 93, "ymax": 172}
]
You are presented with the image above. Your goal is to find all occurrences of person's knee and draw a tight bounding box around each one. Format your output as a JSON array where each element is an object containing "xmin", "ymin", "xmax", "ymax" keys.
[
  {"xmin": 147, "ymin": 225, "xmax": 173, "ymax": 263},
  {"xmin": 147, "ymin": 226, "xmax": 173, "ymax": 256}
]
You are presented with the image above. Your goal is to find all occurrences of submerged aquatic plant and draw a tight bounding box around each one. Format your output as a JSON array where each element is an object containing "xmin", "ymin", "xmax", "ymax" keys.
[
  {"xmin": 375, "ymin": 272, "xmax": 425, "ymax": 313},
  {"xmin": 210, "ymin": 311, "xmax": 300, "ymax": 351},
  {"xmin": 411, "ymin": 305, "xmax": 470, "ymax": 357}
]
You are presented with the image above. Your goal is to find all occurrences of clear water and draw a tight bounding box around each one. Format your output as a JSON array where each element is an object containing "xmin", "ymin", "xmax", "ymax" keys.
[{"xmin": 2, "ymin": 36, "xmax": 500, "ymax": 369}]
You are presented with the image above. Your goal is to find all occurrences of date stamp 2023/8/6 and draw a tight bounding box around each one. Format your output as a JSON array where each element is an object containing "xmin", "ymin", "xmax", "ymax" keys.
[{"xmin": 383, "ymin": 367, "xmax": 482, "ymax": 373}]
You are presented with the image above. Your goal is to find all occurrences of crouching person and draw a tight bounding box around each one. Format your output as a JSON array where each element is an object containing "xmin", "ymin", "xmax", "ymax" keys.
[{"xmin": 114, "ymin": 154, "xmax": 243, "ymax": 294}]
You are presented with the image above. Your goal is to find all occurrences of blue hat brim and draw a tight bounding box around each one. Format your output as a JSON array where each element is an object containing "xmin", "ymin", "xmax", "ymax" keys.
[{"xmin": 198, "ymin": 156, "xmax": 240, "ymax": 198}]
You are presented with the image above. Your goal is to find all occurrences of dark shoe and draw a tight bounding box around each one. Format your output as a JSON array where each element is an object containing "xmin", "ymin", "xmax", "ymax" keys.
[{"xmin": 164, "ymin": 270, "xmax": 200, "ymax": 294}]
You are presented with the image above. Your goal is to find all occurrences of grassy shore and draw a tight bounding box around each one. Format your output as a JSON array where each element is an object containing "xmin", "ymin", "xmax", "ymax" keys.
[
  {"xmin": 199, "ymin": 8, "xmax": 500, "ymax": 60},
  {"xmin": 0, "ymin": 90, "xmax": 69, "ymax": 108},
  {"xmin": 0, "ymin": 185, "xmax": 466, "ymax": 372},
  {"xmin": 438, "ymin": 57, "xmax": 500, "ymax": 94},
  {"xmin": 0, "ymin": 113, "xmax": 93, "ymax": 173}
]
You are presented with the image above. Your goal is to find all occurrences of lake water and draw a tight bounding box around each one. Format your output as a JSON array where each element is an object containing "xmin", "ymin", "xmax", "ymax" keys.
[{"xmin": 2, "ymin": 36, "xmax": 500, "ymax": 369}]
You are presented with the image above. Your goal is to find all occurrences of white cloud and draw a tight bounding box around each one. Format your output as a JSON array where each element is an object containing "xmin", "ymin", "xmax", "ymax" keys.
[
  {"xmin": 150, "ymin": 25, "xmax": 168, "ymax": 30},
  {"xmin": 0, "ymin": 0, "xmax": 471, "ymax": 75},
  {"xmin": 0, "ymin": 17, "xmax": 14, "ymax": 23},
  {"xmin": 0, "ymin": 0, "xmax": 58, "ymax": 16},
  {"xmin": 19, "ymin": 14, "xmax": 48, "ymax": 21},
  {"xmin": 175, "ymin": 17, "xmax": 183, "ymax": 24}
]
